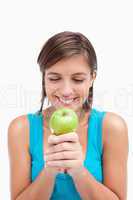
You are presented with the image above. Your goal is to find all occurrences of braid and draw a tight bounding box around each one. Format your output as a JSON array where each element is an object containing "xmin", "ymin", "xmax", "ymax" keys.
[
  {"xmin": 82, "ymin": 85, "xmax": 93, "ymax": 112},
  {"xmin": 82, "ymin": 70, "xmax": 95, "ymax": 112},
  {"xmin": 37, "ymin": 74, "xmax": 46, "ymax": 115}
]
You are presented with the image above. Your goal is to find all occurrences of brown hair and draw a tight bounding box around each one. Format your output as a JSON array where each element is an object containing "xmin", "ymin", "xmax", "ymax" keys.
[{"xmin": 37, "ymin": 31, "xmax": 97, "ymax": 114}]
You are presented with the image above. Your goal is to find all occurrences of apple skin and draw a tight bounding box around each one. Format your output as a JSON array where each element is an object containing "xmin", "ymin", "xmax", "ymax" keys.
[{"xmin": 49, "ymin": 107, "xmax": 79, "ymax": 135}]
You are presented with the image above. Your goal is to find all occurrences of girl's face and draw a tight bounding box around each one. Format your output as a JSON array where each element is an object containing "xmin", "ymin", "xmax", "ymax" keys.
[{"xmin": 45, "ymin": 54, "xmax": 96, "ymax": 113}]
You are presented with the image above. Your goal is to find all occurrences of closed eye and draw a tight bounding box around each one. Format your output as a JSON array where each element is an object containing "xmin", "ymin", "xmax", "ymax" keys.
[
  {"xmin": 48, "ymin": 78, "xmax": 60, "ymax": 81},
  {"xmin": 74, "ymin": 79, "xmax": 84, "ymax": 82},
  {"xmin": 48, "ymin": 78, "xmax": 85, "ymax": 83}
]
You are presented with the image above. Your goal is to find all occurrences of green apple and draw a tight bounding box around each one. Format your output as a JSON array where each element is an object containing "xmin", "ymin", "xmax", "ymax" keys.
[{"xmin": 49, "ymin": 107, "xmax": 79, "ymax": 135}]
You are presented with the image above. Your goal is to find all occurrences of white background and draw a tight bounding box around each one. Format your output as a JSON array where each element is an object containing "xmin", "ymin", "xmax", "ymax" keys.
[{"xmin": 0, "ymin": 0, "xmax": 132, "ymax": 199}]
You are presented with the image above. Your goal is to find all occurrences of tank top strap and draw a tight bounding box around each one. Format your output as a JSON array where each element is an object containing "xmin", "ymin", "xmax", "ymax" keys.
[
  {"xmin": 86, "ymin": 108, "xmax": 107, "ymax": 161},
  {"xmin": 27, "ymin": 112, "xmax": 44, "ymax": 162},
  {"xmin": 96, "ymin": 109, "xmax": 107, "ymax": 155}
]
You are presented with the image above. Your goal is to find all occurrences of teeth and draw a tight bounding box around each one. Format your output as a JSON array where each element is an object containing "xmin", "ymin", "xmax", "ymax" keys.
[{"xmin": 59, "ymin": 98, "xmax": 74, "ymax": 104}]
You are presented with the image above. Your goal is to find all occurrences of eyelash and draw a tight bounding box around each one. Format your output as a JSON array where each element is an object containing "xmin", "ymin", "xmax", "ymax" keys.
[{"xmin": 49, "ymin": 78, "xmax": 84, "ymax": 83}]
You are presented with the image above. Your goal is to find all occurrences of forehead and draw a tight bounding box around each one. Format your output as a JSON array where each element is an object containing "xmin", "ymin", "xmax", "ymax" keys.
[{"xmin": 45, "ymin": 55, "xmax": 90, "ymax": 76}]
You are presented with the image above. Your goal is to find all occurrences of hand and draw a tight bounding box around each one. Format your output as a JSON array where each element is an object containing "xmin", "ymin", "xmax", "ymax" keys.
[
  {"xmin": 45, "ymin": 132, "xmax": 84, "ymax": 174},
  {"xmin": 44, "ymin": 164, "xmax": 61, "ymax": 177}
]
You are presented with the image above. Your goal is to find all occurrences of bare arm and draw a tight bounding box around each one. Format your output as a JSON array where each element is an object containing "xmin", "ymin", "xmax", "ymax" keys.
[
  {"xmin": 69, "ymin": 112, "xmax": 129, "ymax": 200},
  {"xmin": 8, "ymin": 115, "xmax": 58, "ymax": 200}
]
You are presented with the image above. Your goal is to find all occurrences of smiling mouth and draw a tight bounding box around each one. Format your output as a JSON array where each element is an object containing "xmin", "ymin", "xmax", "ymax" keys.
[{"xmin": 55, "ymin": 96, "xmax": 79, "ymax": 105}]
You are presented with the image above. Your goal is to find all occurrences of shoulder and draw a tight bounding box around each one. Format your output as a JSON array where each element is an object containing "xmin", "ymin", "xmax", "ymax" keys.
[
  {"xmin": 8, "ymin": 114, "xmax": 29, "ymax": 149},
  {"xmin": 8, "ymin": 114, "xmax": 29, "ymax": 129},
  {"xmin": 102, "ymin": 111, "xmax": 128, "ymax": 150},
  {"xmin": 103, "ymin": 111, "xmax": 128, "ymax": 134}
]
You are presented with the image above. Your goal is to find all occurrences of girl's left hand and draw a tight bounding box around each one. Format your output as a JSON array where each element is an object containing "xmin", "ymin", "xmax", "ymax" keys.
[{"xmin": 45, "ymin": 132, "xmax": 84, "ymax": 174}]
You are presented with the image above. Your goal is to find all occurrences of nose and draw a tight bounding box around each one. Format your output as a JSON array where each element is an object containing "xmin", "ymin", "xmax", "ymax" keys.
[{"xmin": 60, "ymin": 81, "xmax": 73, "ymax": 97}]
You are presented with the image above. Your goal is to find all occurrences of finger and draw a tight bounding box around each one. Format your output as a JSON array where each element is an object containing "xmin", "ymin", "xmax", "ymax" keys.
[
  {"xmin": 46, "ymin": 151, "xmax": 80, "ymax": 161},
  {"xmin": 48, "ymin": 132, "xmax": 79, "ymax": 145},
  {"xmin": 46, "ymin": 142, "xmax": 81, "ymax": 154},
  {"xmin": 47, "ymin": 160, "xmax": 83, "ymax": 168}
]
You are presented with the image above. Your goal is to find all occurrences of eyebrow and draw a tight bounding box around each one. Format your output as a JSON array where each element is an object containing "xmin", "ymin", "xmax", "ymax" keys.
[{"xmin": 47, "ymin": 72, "xmax": 88, "ymax": 76}]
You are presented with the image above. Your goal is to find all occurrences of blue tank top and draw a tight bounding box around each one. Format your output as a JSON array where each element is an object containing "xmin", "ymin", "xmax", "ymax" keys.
[{"xmin": 27, "ymin": 108, "xmax": 106, "ymax": 200}]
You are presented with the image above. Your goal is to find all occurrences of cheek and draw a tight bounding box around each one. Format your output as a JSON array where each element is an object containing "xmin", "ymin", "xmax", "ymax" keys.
[
  {"xmin": 79, "ymin": 84, "xmax": 90, "ymax": 96},
  {"xmin": 45, "ymin": 82, "xmax": 58, "ymax": 98}
]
